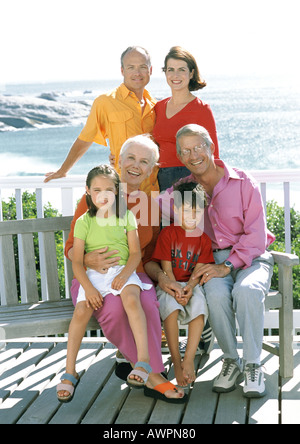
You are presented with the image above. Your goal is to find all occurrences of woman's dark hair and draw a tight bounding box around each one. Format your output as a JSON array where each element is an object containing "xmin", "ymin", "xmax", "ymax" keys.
[
  {"xmin": 85, "ymin": 164, "xmax": 126, "ymax": 218},
  {"xmin": 162, "ymin": 46, "xmax": 206, "ymax": 91}
]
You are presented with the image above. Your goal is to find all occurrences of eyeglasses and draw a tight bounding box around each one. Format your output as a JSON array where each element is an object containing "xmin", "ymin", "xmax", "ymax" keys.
[{"xmin": 180, "ymin": 144, "xmax": 208, "ymax": 157}]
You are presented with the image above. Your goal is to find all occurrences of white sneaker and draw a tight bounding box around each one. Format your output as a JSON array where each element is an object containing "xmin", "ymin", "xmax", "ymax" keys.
[
  {"xmin": 243, "ymin": 363, "xmax": 266, "ymax": 398},
  {"xmin": 199, "ymin": 321, "xmax": 215, "ymax": 356},
  {"xmin": 213, "ymin": 358, "xmax": 243, "ymax": 393}
]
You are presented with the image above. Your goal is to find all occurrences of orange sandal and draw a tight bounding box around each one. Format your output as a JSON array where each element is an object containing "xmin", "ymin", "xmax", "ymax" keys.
[{"xmin": 144, "ymin": 381, "xmax": 188, "ymax": 404}]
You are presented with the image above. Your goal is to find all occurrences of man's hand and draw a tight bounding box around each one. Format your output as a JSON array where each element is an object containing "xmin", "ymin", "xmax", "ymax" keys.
[
  {"xmin": 44, "ymin": 138, "xmax": 92, "ymax": 183},
  {"xmin": 44, "ymin": 169, "xmax": 66, "ymax": 182},
  {"xmin": 192, "ymin": 263, "xmax": 232, "ymax": 286},
  {"xmin": 84, "ymin": 247, "xmax": 121, "ymax": 273}
]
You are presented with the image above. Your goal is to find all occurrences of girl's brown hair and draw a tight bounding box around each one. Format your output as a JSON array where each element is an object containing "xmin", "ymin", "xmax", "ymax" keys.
[{"xmin": 85, "ymin": 164, "xmax": 126, "ymax": 218}]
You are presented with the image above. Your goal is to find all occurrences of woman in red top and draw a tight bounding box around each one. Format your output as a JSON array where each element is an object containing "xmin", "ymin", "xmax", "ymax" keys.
[{"xmin": 153, "ymin": 46, "xmax": 219, "ymax": 191}]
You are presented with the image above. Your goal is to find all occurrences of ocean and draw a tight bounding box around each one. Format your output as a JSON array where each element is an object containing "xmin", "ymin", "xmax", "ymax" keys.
[{"xmin": 1, "ymin": 75, "xmax": 300, "ymax": 208}]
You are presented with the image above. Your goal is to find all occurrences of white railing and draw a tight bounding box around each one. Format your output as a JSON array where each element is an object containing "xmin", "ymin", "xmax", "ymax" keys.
[
  {"xmin": 0, "ymin": 175, "xmax": 86, "ymax": 220},
  {"xmin": 1, "ymin": 170, "xmax": 300, "ymax": 335},
  {"xmin": 250, "ymin": 169, "xmax": 300, "ymax": 254}
]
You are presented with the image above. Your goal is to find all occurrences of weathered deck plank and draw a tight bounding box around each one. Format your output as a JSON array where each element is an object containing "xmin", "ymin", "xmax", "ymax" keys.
[
  {"xmin": 50, "ymin": 343, "xmax": 115, "ymax": 424},
  {"xmin": 0, "ymin": 338, "xmax": 299, "ymax": 424},
  {"xmin": 182, "ymin": 350, "xmax": 222, "ymax": 424},
  {"xmin": 281, "ymin": 347, "xmax": 300, "ymax": 424},
  {"xmin": 113, "ymin": 354, "xmax": 171, "ymax": 425},
  {"xmin": 0, "ymin": 342, "xmax": 54, "ymax": 424}
]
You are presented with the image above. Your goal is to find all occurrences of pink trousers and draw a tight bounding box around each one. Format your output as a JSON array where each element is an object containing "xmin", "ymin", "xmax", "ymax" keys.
[{"xmin": 70, "ymin": 272, "xmax": 165, "ymax": 373}]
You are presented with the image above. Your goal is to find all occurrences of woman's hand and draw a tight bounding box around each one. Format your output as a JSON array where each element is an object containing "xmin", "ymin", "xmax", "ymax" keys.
[{"xmin": 84, "ymin": 247, "xmax": 120, "ymax": 273}]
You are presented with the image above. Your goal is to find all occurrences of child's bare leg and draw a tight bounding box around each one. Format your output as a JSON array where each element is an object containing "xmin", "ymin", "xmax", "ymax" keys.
[
  {"xmin": 120, "ymin": 285, "xmax": 149, "ymax": 382},
  {"xmin": 58, "ymin": 302, "xmax": 94, "ymax": 397},
  {"xmin": 182, "ymin": 315, "xmax": 205, "ymax": 384},
  {"xmin": 163, "ymin": 310, "xmax": 187, "ymax": 387}
]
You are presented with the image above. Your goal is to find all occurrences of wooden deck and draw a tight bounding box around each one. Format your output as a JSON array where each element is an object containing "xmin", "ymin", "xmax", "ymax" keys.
[{"xmin": 0, "ymin": 337, "xmax": 299, "ymax": 425}]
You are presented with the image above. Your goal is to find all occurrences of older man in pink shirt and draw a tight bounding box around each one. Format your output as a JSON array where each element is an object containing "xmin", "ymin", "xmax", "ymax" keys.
[{"xmin": 155, "ymin": 124, "xmax": 275, "ymax": 398}]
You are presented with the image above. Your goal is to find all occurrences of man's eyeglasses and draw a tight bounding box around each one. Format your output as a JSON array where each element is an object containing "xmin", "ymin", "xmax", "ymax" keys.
[{"xmin": 180, "ymin": 144, "xmax": 208, "ymax": 157}]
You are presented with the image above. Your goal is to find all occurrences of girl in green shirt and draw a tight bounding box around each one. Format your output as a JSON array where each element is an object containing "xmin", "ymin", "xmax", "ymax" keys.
[{"xmin": 57, "ymin": 164, "xmax": 152, "ymax": 402}]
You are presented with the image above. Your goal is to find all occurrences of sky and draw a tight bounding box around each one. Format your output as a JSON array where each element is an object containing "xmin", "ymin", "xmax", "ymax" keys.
[{"xmin": 1, "ymin": 0, "xmax": 300, "ymax": 84}]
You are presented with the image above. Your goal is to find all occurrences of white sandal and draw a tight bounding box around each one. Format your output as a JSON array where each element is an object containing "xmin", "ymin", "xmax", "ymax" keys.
[
  {"xmin": 127, "ymin": 361, "xmax": 152, "ymax": 389},
  {"xmin": 56, "ymin": 373, "xmax": 80, "ymax": 403}
]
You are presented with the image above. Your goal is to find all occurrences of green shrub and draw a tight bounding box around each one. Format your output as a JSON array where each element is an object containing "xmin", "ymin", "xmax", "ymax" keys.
[
  {"xmin": 266, "ymin": 200, "xmax": 300, "ymax": 308},
  {"xmin": 1, "ymin": 191, "xmax": 65, "ymax": 299}
]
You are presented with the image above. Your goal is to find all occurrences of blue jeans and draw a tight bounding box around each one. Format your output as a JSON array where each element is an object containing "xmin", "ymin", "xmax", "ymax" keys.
[
  {"xmin": 204, "ymin": 250, "xmax": 274, "ymax": 364},
  {"xmin": 158, "ymin": 166, "xmax": 191, "ymax": 192}
]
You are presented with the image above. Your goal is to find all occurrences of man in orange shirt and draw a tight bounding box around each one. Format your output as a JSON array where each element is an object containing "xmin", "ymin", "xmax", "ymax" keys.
[{"xmin": 44, "ymin": 46, "xmax": 158, "ymax": 194}]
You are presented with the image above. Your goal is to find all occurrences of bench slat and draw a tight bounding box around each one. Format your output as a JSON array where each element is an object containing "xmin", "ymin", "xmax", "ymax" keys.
[
  {"xmin": 0, "ymin": 216, "xmax": 73, "ymax": 235},
  {"xmin": 0, "ymin": 299, "xmax": 73, "ymax": 313},
  {"xmin": 265, "ymin": 290, "xmax": 282, "ymax": 310},
  {"xmin": 0, "ymin": 310, "xmax": 99, "ymax": 340},
  {"xmin": 20, "ymin": 233, "xmax": 39, "ymax": 303},
  {"xmin": 0, "ymin": 216, "xmax": 101, "ymax": 340},
  {"xmin": 0, "ymin": 235, "xmax": 18, "ymax": 306},
  {"xmin": 41, "ymin": 232, "xmax": 60, "ymax": 301}
]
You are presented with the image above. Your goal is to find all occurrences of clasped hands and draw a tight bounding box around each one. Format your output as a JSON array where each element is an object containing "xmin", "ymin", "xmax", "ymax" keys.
[
  {"xmin": 158, "ymin": 262, "xmax": 231, "ymax": 305},
  {"xmin": 160, "ymin": 280, "xmax": 193, "ymax": 306}
]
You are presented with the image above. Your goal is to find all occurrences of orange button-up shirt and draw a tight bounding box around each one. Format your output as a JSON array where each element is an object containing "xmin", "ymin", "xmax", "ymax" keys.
[{"xmin": 78, "ymin": 83, "xmax": 158, "ymax": 194}]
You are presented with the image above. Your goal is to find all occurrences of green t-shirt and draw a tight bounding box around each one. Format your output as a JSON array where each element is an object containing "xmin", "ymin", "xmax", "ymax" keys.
[{"xmin": 74, "ymin": 209, "xmax": 137, "ymax": 265}]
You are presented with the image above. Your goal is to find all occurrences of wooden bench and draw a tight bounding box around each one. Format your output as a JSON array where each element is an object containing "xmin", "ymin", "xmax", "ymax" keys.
[
  {"xmin": 0, "ymin": 216, "xmax": 299, "ymax": 378},
  {"xmin": 0, "ymin": 217, "xmax": 99, "ymax": 341},
  {"xmin": 262, "ymin": 250, "xmax": 299, "ymax": 378}
]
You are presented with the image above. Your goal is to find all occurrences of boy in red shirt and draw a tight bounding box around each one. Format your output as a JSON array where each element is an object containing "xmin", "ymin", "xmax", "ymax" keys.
[{"xmin": 152, "ymin": 182, "xmax": 214, "ymax": 386}]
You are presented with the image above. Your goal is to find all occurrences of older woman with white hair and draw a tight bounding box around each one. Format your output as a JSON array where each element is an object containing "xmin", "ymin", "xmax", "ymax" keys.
[{"xmin": 61, "ymin": 134, "xmax": 187, "ymax": 404}]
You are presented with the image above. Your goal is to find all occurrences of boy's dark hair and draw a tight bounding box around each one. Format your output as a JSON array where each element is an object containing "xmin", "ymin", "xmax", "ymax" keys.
[
  {"xmin": 85, "ymin": 164, "xmax": 126, "ymax": 218},
  {"xmin": 173, "ymin": 181, "xmax": 207, "ymax": 209}
]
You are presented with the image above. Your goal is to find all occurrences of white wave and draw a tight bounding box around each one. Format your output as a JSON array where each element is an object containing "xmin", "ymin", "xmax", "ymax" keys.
[
  {"xmin": 0, "ymin": 93, "xmax": 90, "ymax": 131},
  {"xmin": 0, "ymin": 152, "xmax": 56, "ymax": 177}
]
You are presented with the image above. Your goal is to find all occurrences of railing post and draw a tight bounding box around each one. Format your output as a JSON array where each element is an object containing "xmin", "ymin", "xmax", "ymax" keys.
[
  {"xmin": 260, "ymin": 182, "xmax": 267, "ymax": 215},
  {"xmin": 61, "ymin": 187, "xmax": 74, "ymax": 216},
  {"xmin": 36, "ymin": 188, "xmax": 48, "ymax": 300},
  {"xmin": 283, "ymin": 182, "xmax": 291, "ymax": 254},
  {"xmin": 61, "ymin": 187, "xmax": 75, "ymax": 298},
  {"xmin": 0, "ymin": 189, "xmax": 3, "ymax": 221},
  {"xmin": 15, "ymin": 188, "xmax": 28, "ymax": 303}
]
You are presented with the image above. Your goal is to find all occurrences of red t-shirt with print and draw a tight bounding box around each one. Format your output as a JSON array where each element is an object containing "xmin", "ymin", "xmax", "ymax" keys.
[{"xmin": 151, "ymin": 224, "xmax": 214, "ymax": 282}]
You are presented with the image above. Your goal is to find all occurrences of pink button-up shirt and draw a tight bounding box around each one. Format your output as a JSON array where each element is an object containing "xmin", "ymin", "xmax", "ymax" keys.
[{"xmin": 157, "ymin": 160, "xmax": 275, "ymax": 269}]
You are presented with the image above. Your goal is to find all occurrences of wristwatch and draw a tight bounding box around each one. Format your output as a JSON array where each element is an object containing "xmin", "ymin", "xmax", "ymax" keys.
[{"xmin": 223, "ymin": 260, "xmax": 234, "ymax": 272}]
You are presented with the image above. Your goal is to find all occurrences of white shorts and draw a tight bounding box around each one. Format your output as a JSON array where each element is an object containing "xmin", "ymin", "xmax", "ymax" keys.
[{"xmin": 77, "ymin": 265, "xmax": 152, "ymax": 304}]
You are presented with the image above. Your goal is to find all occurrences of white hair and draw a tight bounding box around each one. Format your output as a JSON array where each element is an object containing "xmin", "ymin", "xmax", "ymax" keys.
[{"xmin": 119, "ymin": 134, "xmax": 159, "ymax": 168}]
